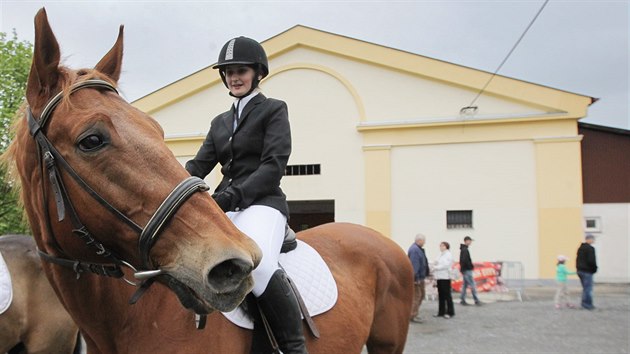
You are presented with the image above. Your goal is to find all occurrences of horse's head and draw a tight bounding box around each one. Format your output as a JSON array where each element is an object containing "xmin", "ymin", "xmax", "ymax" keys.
[{"xmin": 9, "ymin": 8, "xmax": 262, "ymax": 314}]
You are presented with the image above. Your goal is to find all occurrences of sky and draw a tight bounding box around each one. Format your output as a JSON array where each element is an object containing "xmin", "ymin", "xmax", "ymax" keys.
[{"xmin": 1, "ymin": 1, "xmax": 628, "ymax": 130}]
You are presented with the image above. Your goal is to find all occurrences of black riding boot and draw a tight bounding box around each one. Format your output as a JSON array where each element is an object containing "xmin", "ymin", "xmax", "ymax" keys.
[{"xmin": 256, "ymin": 269, "xmax": 308, "ymax": 354}]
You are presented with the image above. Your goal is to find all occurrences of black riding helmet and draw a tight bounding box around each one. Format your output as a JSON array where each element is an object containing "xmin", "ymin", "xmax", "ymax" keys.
[{"xmin": 213, "ymin": 36, "xmax": 269, "ymax": 97}]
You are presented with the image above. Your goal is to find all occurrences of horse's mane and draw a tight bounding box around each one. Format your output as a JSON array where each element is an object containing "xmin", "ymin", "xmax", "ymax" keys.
[{"xmin": 0, "ymin": 101, "xmax": 28, "ymax": 221}]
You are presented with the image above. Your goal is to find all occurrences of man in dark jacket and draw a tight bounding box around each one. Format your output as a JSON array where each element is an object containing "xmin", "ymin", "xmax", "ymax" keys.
[
  {"xmin": 576, "ymin": 234, "xmax": 598, "ymax": 310},
  {"xmin": 408, "ymin": 233, "xmax": 429, "ymax": 323},
  {"xmin": 459, "ymin": 236, "xmax": 481, "ymax": 305}
]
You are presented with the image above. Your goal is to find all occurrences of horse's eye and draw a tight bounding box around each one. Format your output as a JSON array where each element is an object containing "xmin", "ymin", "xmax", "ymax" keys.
[{"xmin": 78, "ymin": 134, "xmax": 105, "ymax": 151}]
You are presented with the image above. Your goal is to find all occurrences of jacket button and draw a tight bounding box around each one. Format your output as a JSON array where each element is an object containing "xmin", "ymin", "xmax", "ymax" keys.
[{"xmin": 235, "ymin": 207, "xmax": 240, "ymax": 211}]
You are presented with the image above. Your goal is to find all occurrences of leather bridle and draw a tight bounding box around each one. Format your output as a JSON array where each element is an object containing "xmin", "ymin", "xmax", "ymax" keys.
[{"xmin": 27, "ymin": 78, "xmax": 209, "ymax": 302}]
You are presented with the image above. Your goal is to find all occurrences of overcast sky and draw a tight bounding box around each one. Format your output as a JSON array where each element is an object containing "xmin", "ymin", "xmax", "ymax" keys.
[{"xmin": 1, "ymin": 1, "xmax": 628, "ymax": 129}]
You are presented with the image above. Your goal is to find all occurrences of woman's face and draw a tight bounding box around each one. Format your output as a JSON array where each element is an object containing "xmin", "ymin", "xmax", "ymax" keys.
[
  {"xmin": 225, "ymin": 65, "xmax": 258, "ymax": 97},
  {"xmin": 439, "ymin": 243, "xmax": 446, "ymax": 252}
]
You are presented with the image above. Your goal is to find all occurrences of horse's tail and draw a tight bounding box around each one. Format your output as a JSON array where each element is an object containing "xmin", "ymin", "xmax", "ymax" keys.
[{"xmin": 363, "ymin": 227, "xmax": 414, "ymax": 354}]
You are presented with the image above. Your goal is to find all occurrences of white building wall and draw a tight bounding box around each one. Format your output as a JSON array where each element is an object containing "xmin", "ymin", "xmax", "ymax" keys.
[
  {"xmin": 390, "ymin": 140, "xmax": 540, "ymax": 279},
  {"xmin": 152, "ymin": 78, "xmax": 233, "ymax": 138},
  {"xmin": 264, "ymin": 68, "xmax": 365, "ymax": 224},
  {"xmin": 582, "ymin": 203, "xmax": 630, "ymax": 283},
  {"xmin": 271, "ymin": 47, "xmax": 547, "ymax": 122}
]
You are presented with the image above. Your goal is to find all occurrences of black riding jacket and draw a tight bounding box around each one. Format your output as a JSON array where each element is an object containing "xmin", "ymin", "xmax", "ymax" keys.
[{"xmin": 185, "ymin": 93, "xmax": 291, "ymax": 217}]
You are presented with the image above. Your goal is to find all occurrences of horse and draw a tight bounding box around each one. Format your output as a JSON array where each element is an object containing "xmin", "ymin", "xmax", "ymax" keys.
[
  {"xmin": 2, "ymin": 8, "xmax": 413, "ymax": 354},
  {"xmin": 0, "ymin": 235, "xmax": 81, "ymax": 354}
]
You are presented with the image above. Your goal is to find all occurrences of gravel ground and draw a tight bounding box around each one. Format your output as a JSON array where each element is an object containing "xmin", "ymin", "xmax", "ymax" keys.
[{"xmin": 397, "ymin": 283, "xmax": 630, "ymax": 354}]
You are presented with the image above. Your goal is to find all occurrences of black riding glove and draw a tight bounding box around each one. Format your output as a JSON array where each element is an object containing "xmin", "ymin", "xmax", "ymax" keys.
[{"xmin": 212, "ymin": 190, "xmax": 235, "ymax": 212}]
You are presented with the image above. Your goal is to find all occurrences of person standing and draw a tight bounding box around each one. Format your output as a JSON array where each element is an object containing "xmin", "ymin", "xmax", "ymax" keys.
[
  {"xmin": 554, "ymin": 255, "xmax": 576, "ymax": 309},
  {"xmin": 459, "ymin": 236, "xmax": 481, "ymax": 306},
  {"xmin": 186, "ymin": 37, "xmax": 306, "ymax": 353},
  {"xmin": 433, "ymin": 242, "xmax": 455, "ymax": 319},
  {"xmin": 576, "ymin": 234, "xmax": 598, "ymax": 310},
  {"xmin": 408, "ymin": 233, "xmax": 429, "ymax": 323}
]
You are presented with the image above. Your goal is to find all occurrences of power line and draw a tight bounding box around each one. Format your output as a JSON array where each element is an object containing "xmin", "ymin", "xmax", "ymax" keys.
[{"xmin": 461, "ymin": 0, "xmax": 550, "ymax": 115}]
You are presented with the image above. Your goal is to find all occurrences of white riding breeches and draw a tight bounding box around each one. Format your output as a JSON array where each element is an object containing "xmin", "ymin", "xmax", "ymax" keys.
[{"xmin": 226, "ymin": 205, "xmax": 286, "ymax": 296}]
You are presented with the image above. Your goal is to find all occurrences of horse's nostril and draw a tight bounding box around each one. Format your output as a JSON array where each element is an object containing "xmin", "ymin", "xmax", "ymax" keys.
[{"xmin": 207, "ymin": 258, "xmax": 253, "ymax": 292}]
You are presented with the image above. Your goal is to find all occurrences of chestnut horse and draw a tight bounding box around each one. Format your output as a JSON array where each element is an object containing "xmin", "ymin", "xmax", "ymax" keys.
[
  {"xmin": 3, "ymin": 8, "xmax": 413, "ymax": 354},
  {"xmin": 0, "ymin": 235, "xmax": 80, "ymax": 354}
]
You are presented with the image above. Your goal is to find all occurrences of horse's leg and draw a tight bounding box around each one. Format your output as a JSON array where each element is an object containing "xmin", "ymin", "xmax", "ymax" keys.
[
  {"xmin": 21, "ymin": 275, "xmax": 80, "ymax": 354},
  {"xmin": 0, "ymin": 322, "xmax": 20, "ymax": 353},
  {"xmin": 0, "ymin": 269, "xmax": 24, "ymax": 353},
  {"xmin": 7, "ymin": 343, "xmax": 26, "ymax": 354},
  {"xmin": 300, "ymin": 223, "xmax": 414, "ymax": 354},
  {"xmin": 316, "ymin": 224, "xmax": 412, "ymax": 354},
  {"xmin": 21, "ymin": 325, "xmax": 79, "ymax": 354},
  {"xmin": 21, "ymin": 302, "xmax": 79, "ymax": 354},
  {"xmin": 365, "ymin": 295, "xmax": 410, "ymax": 354}
]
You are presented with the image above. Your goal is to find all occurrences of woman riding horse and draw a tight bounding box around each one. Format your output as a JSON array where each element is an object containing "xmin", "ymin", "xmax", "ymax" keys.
[{"xmin": 185, "ymin": 36, "xmax": 306, "ymax": 353}]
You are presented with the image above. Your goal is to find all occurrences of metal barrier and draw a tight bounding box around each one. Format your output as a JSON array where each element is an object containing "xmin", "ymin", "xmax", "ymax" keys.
[
  {"xmin": 424, "ymin": 278, "xmax": 438, "ymax": 301},
  {"xmin": 423, "ymin": 261, "xmax": 525, "ymax": 302},
  {"xmin": 493, "ymin": 261, "xmax": 525, "ymax": 302}
]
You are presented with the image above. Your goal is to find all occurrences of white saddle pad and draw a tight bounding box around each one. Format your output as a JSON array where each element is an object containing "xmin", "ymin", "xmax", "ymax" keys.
[
  {"xmin": 222, "ymin": 240, "xmax": 338, "ymax": 329},
  {"xmin": 0, "ymin": 251, "xmax": 13, "ymax": 315}
]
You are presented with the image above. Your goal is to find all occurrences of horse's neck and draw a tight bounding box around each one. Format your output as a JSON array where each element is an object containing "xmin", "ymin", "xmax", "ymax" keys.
[{"xmin": 46, "ymin": 268, "xmax": 251, "ymax": 353}]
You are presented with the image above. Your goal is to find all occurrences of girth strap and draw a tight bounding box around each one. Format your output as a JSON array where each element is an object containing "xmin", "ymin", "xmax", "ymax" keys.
[{"xmin": 286, "ymin": 274, "xmax": 320, "ymax": 339}]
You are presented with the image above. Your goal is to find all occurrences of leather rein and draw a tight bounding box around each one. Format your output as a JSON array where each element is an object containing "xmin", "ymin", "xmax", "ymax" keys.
[{"xmin": 27, "ymin": 78, "xmax": 209, "ymax": 303}]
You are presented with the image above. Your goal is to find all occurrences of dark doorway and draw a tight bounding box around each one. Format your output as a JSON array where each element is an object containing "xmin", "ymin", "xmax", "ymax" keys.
[{"xmin": 288, "ymin": 200, "xmax": 335, "ymax": 231}]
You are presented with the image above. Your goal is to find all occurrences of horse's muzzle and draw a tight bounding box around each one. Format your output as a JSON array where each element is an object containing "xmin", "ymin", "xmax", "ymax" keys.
[{"xmin": 206, "ymin": 257, "xmax": 254, "ymax": 294}]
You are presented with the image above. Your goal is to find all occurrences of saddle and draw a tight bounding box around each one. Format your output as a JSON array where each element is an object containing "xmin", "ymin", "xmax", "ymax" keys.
[
  {"xmin": 221, "ymin": 236, "xmax": 336, "ymax": 351},
  {"xmin": 0, "ymin": 251, "xmax": 13, "ymax": 315}
]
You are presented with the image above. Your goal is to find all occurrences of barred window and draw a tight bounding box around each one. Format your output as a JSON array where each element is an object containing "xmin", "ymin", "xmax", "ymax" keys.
[
  {"xmin": 584, "ymin": 217, "xmax": 601, "ymax": 233},
  {"xmin": 285, "ymin": 164, "xmax": 321, "ymax": 176},
  {"xmin": 447, "ymin": 210, "xmax": 473, "ymax": 229}
]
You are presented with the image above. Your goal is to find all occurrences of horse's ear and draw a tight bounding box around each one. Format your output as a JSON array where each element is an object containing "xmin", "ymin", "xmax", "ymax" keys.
[
  {"xmin": 26, "ymin": 8, "xmax": 61, "ymax": 107},
  {"xmin": 95, "ymin": 25, "xmax": 124, "ymax": 83}
]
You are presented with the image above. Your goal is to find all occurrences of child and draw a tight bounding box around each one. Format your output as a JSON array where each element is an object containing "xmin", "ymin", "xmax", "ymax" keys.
[{"xmin": 555, "ymin": 255, "xmax": 576, "ymax": 309}]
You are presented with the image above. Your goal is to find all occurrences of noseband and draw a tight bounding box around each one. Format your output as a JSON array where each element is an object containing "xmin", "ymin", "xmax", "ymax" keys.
[{"xmin": 27, "ymin": 79, "xmax": 209, "ymax": 302}]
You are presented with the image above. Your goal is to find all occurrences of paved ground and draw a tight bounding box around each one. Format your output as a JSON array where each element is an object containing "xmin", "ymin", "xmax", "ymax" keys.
[{"xmin": 397, "ymin": 283, "xmax": 629, "ymax": 354}]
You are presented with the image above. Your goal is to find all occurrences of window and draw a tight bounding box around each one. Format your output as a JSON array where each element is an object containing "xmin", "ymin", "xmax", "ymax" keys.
[
  {"xmin": 447, "ymin": 210, "xmax": 473, "ymax": 229},
  {"xmin": 584, "ymin": 217, "xmax": 602, "ymax": 233},
  {"xmin": 284, "ymin": 164, "xmax": 321, "ymax": 176}
]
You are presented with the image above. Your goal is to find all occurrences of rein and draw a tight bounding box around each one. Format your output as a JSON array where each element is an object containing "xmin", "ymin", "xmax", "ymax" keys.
[{"xmin": 27, "ymin": 78, "xmax": 209, "ymax": 301}]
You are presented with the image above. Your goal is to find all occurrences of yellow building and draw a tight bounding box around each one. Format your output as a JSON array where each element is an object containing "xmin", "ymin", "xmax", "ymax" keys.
[{"xmin": 133, "ymin": 26, "xmax": 593, "ymax": 279}]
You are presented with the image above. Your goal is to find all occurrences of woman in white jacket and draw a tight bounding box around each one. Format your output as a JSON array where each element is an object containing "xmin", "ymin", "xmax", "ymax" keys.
[{"xmin": 433, "ymin": 242, "xmax": 455, "ymax": 318}]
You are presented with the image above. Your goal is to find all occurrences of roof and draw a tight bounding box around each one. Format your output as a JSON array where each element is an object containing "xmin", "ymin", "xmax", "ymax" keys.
[
  {"xmin": 133, "ymin": 25, "xmax": 595, "ymax": 118},
  {"xmin": 579, "ymin": 122, "xmax": 630, "ymax": 137}
]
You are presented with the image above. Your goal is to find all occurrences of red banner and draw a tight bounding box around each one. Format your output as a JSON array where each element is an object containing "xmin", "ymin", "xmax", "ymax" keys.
[{"xmin": 451, "ymin": 262, "xmax": 501, "ymax": 293}]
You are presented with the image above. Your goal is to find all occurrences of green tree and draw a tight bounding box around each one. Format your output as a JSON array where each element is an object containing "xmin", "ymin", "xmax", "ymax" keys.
[{"xmin": 0, "ymin": 30, "xmax": 32, "ymax": 234}]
